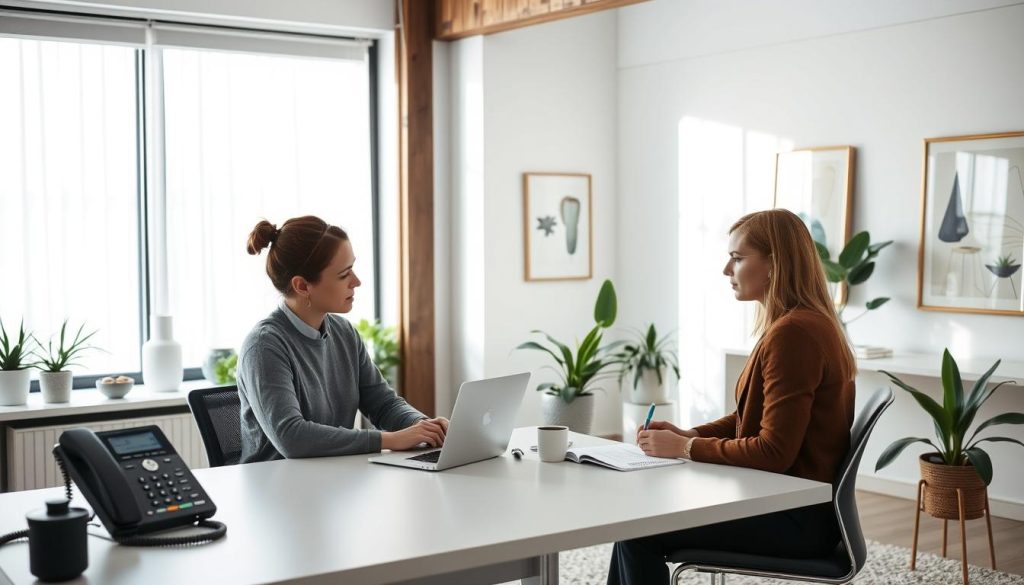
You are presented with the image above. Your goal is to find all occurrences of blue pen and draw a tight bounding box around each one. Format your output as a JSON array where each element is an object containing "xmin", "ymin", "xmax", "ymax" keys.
[{"xmin": 642, "ymin": 402, "xmax": 656, "ymax": 431}]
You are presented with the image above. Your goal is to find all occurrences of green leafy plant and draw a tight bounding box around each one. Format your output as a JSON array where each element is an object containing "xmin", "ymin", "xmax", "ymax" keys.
[
  {"xmin": 355, "ymin": 319, "xmax": 401, "ymax": 385},
  {"xmin": 214, "ymin": 353, "xmax": 238, "ymax": 384},
  {"xmin": 0, "ymin": 319, "xmax": 38, "ymax": 371},
  {"xmin": 875, "ymin": 349, "xmax": 1024, "ymax": 485},
  {"xmin": 814, "ymin": 230, "xmax": 893, "ymax": 326},
  {"xmin": 615, "ymin": 323, "xmax": 680, "ymax": 390},
  {"xmin": 33, "ymin": 320, "xmax": 98, "ymax": 373},
  {"xmin": 994, "ymin": 254, "xmax": 1017, "ymax": 268},
  {"xmin": 515, "ymin": 279, "xmax": 625, "ymax": 404}
]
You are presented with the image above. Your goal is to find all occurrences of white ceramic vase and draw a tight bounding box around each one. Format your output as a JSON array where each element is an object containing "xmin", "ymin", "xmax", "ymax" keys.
[
  {"xmin": 39, "ymin": 371, "xmax": 73, "ymax": 403},
  {"xmin": 627, "ymin": 367, "xmax": 670, "ymax": 405},
  {"xmin": 143, "ymin": 315, "xmax": 183, "ymax": 392},
  {"xmin": 541, "ymin": 392, "xmax": 595, "ymax": 435},
  {"xmin": 0, "ymin": 369, "xmax": 32, "ymax": 406}
]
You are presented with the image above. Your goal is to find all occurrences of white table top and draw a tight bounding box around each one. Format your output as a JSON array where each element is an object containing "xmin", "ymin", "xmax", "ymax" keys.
[{"xmin": 0, "ymin": 428, "xmax": 831, "ymax": 585}]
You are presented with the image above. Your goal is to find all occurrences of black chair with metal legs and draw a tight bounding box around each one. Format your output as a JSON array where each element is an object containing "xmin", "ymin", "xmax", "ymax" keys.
[
  {"xmin": 669, "ymin": 387, "xmax": 895, "ymax": 585},
  {"xmin": 187, "ymin": 385, "xmax": 242, "ymax": 467}
]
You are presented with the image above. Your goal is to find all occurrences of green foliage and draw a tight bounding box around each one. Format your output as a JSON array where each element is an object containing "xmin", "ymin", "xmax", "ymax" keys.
[
  {"xmin": 0, "ymin": 319, "xmax": 37, "ymax": 371},
  {"xmin": 33, "ymin": 320, "xmax": 98, "ymax": 372},
  {"xmin": 875, "ymin": 349, "xmax": 1024, "ymax": 485},
  {"xmin": 355, "ymin": 319, "xmax": 401, "ymax": 385},
  {"xmin": 214, "ymin": 353, "xmax": 237, "ymax": 384},
  {"xmin": 994, "ymin": 254, "xmax": 1017, "ymax": 268},
  {"xmin": 516, "ymin": 279, "xmax": 625, "ymax": 404},
  {"xmin": 814, "ymin": 230, "xmax": 892, "ymax": 322},
  {"xmin": 614, "ymin": 323, "xmax": 680, "ymax": 390}
]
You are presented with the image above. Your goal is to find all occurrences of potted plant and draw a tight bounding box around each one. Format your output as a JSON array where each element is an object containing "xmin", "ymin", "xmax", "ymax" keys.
[
  {"xmin": 0, "ymin": 320, "xmax": 38, "ymax": 406},
  {"xmin": 875, "ymin": 349, "xmax": 1024, "ymax": 522},
  {"xmin": 813, "ymin": 229, "xmax": 893, "ymax": 329},
  {"xmin": 34, "ymin": 320, "xmax": 98, "ymax": 403},
  {"xmin": 213, "ymin": 353, "xmax": 238, "ymax": 384},
  {"xmin": 355, "ymin": 319, "xmax": 401, "ymax": 388},
  {"xmin": 515, "ymin": 279, "xmax": 624, "ymax": 434},
  {"xmin": 615, "ymin": 323, "xmax": 680, "ymax": 405}
]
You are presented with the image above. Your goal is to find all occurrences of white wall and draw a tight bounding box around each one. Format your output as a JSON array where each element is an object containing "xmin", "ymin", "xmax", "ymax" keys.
[
  {"xmin": 439, "ymin": 12, "xmax": 622, "ymax": 435},
  {"xmin": 617, "ymin": 0, "xmax": 1024, "ymax": 514}
]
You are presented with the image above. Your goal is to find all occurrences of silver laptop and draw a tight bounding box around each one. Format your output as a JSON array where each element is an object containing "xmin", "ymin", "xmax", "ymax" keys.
[{"xmin": 368, "ymin": 372, "xmax": 530, "ymax": 471}]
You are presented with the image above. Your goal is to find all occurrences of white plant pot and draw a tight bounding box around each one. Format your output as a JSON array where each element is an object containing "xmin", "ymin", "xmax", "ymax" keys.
[
  {"xmin": 627, "ymin": 367, "xmax": 670, "ymax": 405},
  {"xmin": 143, "ymin": 315, "xmax": 183, "ymax": 392},
  {"xmin": 541, "ymin": 393, "xmax": 595, "ymax": 435},
  {"xmin": 39, "ymin": 370, "xmax": 73, "ymax": 403},
  {"xmin": 0, "ymin": 369, "xmax": 32, "ymax": 406}
]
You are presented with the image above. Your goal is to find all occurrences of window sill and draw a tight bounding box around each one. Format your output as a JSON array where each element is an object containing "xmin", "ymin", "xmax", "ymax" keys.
[{"xmin": 0, "ymin": 379, "xmax": 228, "ymax": 423}]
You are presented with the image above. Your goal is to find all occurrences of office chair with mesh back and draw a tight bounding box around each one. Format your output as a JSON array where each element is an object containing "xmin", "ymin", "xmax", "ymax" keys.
[
  {"xmin": 187, "ymin": 385, "xmax": 242, "ymax": 467},
  {"xmin": 669, "ymin": 387, "xmax": 895, "ymax": 585}
]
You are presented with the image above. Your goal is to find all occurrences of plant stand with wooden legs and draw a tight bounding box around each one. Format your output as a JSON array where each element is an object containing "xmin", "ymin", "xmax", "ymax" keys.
[{"xmin": 910, "ymin": 479, "xmax": 997, "ymax": 585}]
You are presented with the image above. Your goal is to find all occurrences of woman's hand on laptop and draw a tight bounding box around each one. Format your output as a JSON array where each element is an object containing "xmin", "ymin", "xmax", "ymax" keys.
[{"xmin": 381, "ymin": 418, "xmax": 449, "ymax": 451}]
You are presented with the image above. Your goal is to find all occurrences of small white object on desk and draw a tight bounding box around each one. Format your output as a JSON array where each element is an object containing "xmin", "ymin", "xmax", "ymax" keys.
[{"xmin": 853, "ymin": 345, "xmax": 893, "ymax": 359}]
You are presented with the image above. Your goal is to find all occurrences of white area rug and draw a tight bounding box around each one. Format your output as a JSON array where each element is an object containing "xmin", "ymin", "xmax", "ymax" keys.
[{"xmin": 551, "ymin": 540, "xmax": 1023, "ymax": 584}]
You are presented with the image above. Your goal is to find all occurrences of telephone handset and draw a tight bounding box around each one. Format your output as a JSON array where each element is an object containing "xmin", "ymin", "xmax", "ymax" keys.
[{"xmin": 0, "ymin": 425, "xmax": 226, "ymax": 549}]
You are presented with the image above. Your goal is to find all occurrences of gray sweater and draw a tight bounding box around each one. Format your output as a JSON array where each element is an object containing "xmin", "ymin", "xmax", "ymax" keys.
[{"xmin": 237, "ymin": 303, "xmax": 425, "ymax": 463}]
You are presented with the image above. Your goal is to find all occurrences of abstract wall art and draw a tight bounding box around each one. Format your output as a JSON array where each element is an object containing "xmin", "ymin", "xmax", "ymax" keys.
[{"xmin": 523, "ymin": 172, "xmax": 592, "ymax": 281}]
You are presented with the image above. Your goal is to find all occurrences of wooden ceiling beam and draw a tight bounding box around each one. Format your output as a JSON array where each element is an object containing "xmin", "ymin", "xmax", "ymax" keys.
[{"xmin": 434, "ymin": 0, "xmax": 648, "ymax": 41}]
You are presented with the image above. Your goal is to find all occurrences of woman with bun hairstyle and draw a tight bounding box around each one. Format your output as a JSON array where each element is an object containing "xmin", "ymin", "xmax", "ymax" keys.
[
  {"xmin": 607, "ymin": 209, "xmax": 857, "ymax": 585},
  {"xmin": 239, "ymin": 215, "xmax": 448, "ymax": 463}
]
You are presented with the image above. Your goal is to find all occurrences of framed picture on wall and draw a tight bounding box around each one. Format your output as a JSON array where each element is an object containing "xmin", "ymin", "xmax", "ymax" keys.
[
  {"xmin": 918, "ymin": 131, "xmax": 1024, "ymax": 316},
  {"xmin": 773, "ymin": 146, "xmax": 855, "ymax": 260},
  {"xmin": 523, "ymin": 172, "xmax": 592, "ymax": 281},
  {"xmin": 773, "ymin": 146, "xmax": 855, "ymax": 303}
]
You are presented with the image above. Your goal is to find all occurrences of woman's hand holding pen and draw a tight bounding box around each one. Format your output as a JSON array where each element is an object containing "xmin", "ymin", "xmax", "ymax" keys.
[
  {"xmin": 381, "ymin": 417, "xmax": 450, "ymax": 451},
  {"xmin": 637, "ymin": 428, "xmax": 691, "ymax": 458},
  {"xmin": 635, "ymin": 420, "xmax": 697, "ymax": 440}
]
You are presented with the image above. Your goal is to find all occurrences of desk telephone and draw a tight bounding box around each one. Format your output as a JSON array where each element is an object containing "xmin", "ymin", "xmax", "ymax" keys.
[{"xmin": 2, "ymin": 425, "xmax": 226, "ymax": 548}]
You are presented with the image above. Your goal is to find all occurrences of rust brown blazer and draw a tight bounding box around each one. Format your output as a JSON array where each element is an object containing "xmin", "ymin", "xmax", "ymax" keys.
[{"xmin": 690, "ymin": 308, "xmax": 855, "ymax": 484}]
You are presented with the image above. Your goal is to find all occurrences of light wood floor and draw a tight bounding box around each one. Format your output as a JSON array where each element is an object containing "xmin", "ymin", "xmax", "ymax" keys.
[{"xmin": 857, "ymin": 491, "xmax": 1024, "ymax": 576}]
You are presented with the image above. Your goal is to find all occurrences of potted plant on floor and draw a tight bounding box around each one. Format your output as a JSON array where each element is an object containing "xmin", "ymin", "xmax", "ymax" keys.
[
  {"xmin": 33, "ymin": 320, "xmax": 98, "ymax": 404},
  {"xmin": 615, "ymin": 323, "xmax": 680, "ymax": 405},
  {"xmin": 875, "ymin": 349, "xmax": 1024, "ymax": 540},
  {"xmin": 515, "ymin": 279, "xmax": 624, "ymax": 434},
  {"xmin": 0, "ymin": 320, "xmax": 38, "ymax": 406}
]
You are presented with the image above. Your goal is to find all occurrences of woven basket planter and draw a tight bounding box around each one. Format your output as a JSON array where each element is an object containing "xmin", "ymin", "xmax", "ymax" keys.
[{"xmin": 919, "ymin": 453, "xmax": 987, "ymax": 520}]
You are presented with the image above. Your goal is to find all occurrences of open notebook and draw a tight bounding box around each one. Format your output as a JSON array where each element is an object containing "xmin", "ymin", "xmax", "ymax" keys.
[{"xmin": 565, "ymin": 443, "xmax": 686, "ymax": 471}]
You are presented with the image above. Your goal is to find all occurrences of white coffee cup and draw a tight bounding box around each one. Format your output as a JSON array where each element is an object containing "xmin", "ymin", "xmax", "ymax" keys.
[{"xmin": 537, "ymin": 425, "xmax": 569, "ymax": 462}]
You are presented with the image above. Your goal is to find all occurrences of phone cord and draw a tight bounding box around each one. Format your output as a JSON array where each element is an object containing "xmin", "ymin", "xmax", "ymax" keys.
[
  {"xmin": 113, "ymin": 520, "xmax": 227, "ymax": 547},
  {"xmin": 0, "ymin": 451, "xmax": 78, "ymax": 546}
]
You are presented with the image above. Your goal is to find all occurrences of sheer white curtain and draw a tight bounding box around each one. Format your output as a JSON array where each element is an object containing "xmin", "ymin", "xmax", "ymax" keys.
[
  {"xmin": 160, "ymin": 47, "xmax": 375, "ymax": 366},
  {"xmin": 0, "ymin": 37, "xmax": 141, "ymax": 374}
]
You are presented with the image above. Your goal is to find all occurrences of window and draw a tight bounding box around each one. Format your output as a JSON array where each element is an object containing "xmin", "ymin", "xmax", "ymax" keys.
[{"xmin": 0, "ymin": 13, "xmax": 377, "ymax": 386}]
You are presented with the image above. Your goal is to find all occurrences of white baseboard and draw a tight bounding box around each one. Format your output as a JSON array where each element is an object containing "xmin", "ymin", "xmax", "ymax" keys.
[{"xmin": 857, "ymin": 474, "xmax": 1024, "ymax": 522}]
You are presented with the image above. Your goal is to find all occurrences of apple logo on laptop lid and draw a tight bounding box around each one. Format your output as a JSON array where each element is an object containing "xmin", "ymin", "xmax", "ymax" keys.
[{"xmin": 482, "ymin": 410, "xmax": 493, "ymax": 427}]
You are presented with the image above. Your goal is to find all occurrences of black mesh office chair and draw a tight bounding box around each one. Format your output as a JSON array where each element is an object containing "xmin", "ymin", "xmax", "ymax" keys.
[
  {"xmin": 187, "ymin": 385, "xmax": 242, "ymax": 467},
  {"xmin": 669, "ymin": 387, "xmax": 895, "ymax": 585}
]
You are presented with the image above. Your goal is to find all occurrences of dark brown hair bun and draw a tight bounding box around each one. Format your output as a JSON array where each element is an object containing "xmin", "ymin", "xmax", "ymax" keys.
[{"xmin": 247, "ymin": 220, "xmax": 278, "ymax": 255}]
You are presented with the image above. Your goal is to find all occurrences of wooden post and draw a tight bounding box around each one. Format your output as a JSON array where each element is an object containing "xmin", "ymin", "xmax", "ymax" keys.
[
  {"xmin": 910, "ymin": 480, "xmax": 925, "ymax": 571},
  {"xmin": 957, "ymin": 488, "xmax": 968, "ymax": 585},
  {"xmin": 397, "ymin": 0, "xmax": 436, "ymax": 416}
]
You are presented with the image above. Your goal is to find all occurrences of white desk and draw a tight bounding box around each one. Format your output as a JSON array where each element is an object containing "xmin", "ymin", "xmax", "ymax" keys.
[{"xmin": 0, "ymin": 427, "xmax": 831, "ymax": 585}]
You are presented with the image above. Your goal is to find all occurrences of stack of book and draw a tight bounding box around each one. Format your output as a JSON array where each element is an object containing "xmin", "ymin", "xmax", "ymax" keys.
[{"xmin": 853, "ymin": 345, "xmax": 893, "ymax": 359}]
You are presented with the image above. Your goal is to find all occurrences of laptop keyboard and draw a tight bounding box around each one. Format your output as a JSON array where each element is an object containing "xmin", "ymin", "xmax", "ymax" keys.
[{"xmin": 407, "ymin": 450, "xmax": 442, "ymax": 463}]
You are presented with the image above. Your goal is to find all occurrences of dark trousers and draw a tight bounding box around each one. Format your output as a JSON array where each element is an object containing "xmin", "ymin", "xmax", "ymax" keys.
[{"xmin": 607, "ymin": 503, "xmax": 840, "ymax": 585}]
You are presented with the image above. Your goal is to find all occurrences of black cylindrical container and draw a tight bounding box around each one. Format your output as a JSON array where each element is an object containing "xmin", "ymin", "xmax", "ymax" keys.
[{"xmin": 26, "ymin": 498, "xmax": 89, "ymax": 582}]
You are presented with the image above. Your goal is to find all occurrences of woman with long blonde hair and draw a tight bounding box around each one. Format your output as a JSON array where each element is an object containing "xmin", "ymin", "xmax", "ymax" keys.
[{"xmin": 608, "ymin": 209, "xmax": 857, "ymax": 585}]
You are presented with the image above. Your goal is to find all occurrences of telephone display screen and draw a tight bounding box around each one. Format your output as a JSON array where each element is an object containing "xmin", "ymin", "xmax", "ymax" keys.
[{"xmin": 107, "ymin": 431, "xmax": 163, "ymax": 455}]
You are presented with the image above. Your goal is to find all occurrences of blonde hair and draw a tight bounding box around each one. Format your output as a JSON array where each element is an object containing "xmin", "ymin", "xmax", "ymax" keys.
[{"xmin": 730, "ymin": 209, "xmax": 856, "ymax": 381}]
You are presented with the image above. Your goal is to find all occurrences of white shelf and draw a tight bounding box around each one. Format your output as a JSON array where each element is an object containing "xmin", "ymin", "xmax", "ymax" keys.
[
  {"xmin": 0, "ymin": 380, "xmax": 224, "ymax": 423},
  {"xmin": 724, "ymin": 347, "xmax": 1024, "ymax": 386}
]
